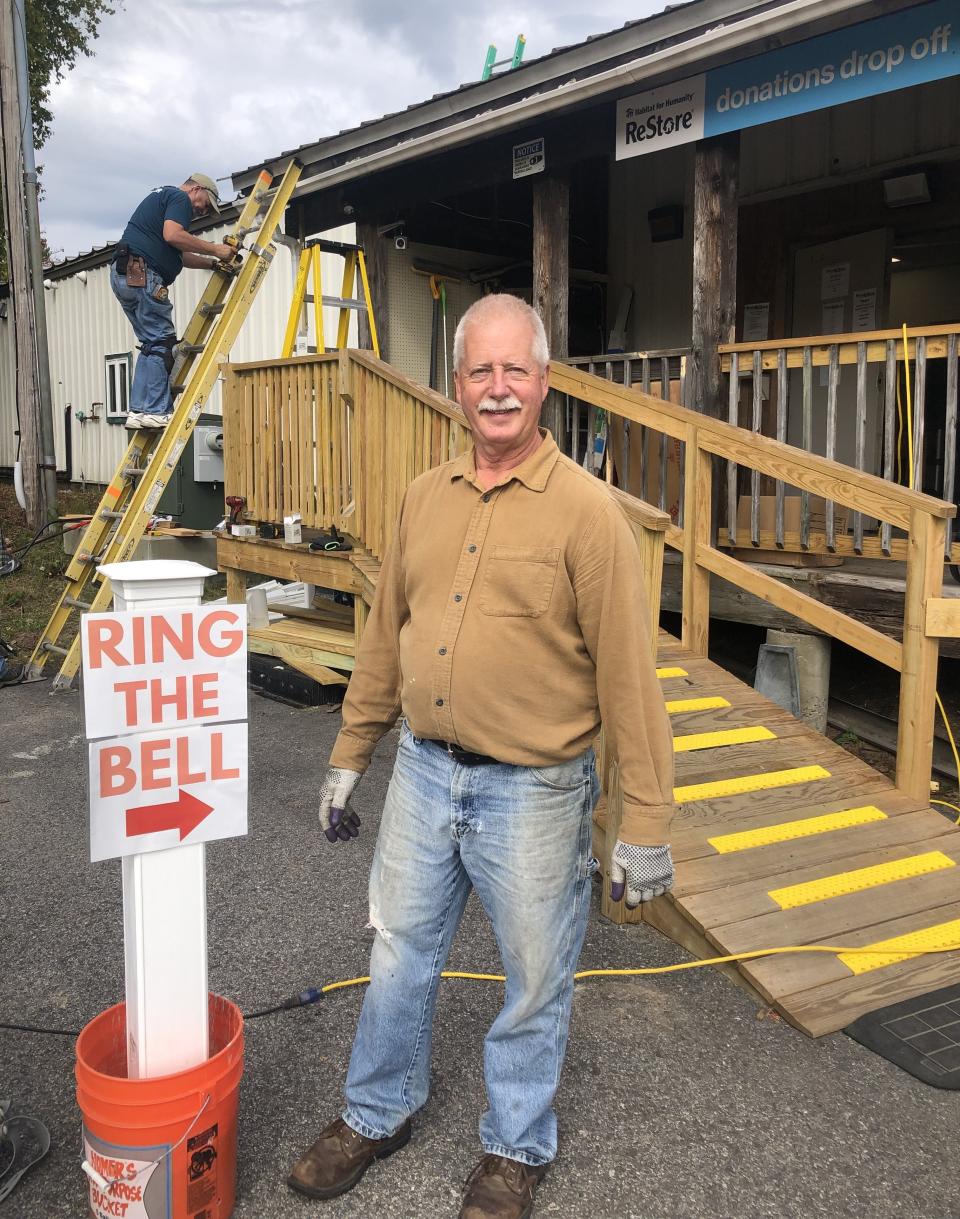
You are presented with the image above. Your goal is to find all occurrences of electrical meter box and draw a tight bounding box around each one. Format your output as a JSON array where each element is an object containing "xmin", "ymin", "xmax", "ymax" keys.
[{"xmin": 157, "ymin": 412, "xmax": 224, "ymax": 529}]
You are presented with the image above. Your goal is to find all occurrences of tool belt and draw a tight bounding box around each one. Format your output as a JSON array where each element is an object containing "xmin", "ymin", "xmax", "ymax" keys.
[{"xmin": 113, "ymin": 242, "xmax": 147, "ymax": 288}]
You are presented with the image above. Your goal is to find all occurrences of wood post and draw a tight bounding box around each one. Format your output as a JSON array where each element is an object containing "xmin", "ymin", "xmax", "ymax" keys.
[
  {"xmin": 682, "ymin": 433, "xmax": 712, "ymax": 655},
  {"xmin": 356, "ymin": 222, "xmax": 388, "ymax": 361},
  {"xmin": 0, "ymin": 2, "xmax": 43, "ymax": 526},
  {"xmin": 690, "ymin": 134, "xmax": 739, "ymax": 419},
  {"xmin": 532, "ymin": 172, "xmax": 569, "ymax": 450},
  {"xmin": 896, "ymin": 508, "xmax": 946, "ymax": 800}
]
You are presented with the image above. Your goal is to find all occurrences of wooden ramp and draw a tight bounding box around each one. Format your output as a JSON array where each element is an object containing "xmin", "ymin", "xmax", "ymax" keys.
[{"xmin": 644, "ymin": 631, "xmax": 960, "ymax": 1038}]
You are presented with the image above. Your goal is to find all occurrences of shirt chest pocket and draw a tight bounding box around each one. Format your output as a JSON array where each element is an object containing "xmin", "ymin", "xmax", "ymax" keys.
[{"xmin": 478, "ymin": 545, "xmax": 560, "ymax": 618}]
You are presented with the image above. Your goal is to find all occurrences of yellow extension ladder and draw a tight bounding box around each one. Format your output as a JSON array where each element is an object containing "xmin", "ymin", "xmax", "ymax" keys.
[
  {"xmin": 281, "ymin": 237, "xmax": 379, "ymax": 358},
  {"xmin": 29, "ymin": 158, "xmax": 304, "ymax": 690}
]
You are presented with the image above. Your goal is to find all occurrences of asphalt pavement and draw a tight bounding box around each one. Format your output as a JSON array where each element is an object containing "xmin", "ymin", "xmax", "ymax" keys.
[{"xmin": 2, "ymin": 678, "xmax": 957, "ymax": 1219}]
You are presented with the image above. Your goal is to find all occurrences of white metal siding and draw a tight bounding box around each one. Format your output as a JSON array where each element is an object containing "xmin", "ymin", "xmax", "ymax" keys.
[{"xmin": 0, "ymin": 222, "xmax": 356, "ymax": 485}]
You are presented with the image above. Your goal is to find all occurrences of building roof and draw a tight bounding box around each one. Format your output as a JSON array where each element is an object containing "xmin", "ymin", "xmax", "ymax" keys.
[{"xmin": 229, "ymin": 0, "xmax": 888, "ymax": 200}]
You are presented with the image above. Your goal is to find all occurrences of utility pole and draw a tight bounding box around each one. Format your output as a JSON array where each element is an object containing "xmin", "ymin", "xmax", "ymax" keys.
[{"xmin": 0, "ymin": 0, "xmax": 57, "ymax": 528}]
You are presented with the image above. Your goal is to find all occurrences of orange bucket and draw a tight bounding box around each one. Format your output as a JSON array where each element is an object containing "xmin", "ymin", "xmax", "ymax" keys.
[{"xmin": 75, "ymin": 993, "xmax": 243, "ymax": 1219}]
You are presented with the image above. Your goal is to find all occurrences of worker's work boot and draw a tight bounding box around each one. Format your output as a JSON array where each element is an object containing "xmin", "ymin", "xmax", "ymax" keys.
[
  {"xmin": 287, "ymin": 1116, "xmax": 411, "ymax": 1200},
  {"xmin": 459, "ymin": 1154, "xmax": 548, "ymax": 1219}
]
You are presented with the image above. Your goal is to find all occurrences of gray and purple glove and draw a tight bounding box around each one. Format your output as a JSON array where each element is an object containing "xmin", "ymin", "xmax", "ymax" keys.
[
  {"xmin": 609, "ymin": 841, "xmax": 674, "ymax": 908},
  {"xmin": 318, "ymin": 767, "xmax": 362, "ymax": 843}
]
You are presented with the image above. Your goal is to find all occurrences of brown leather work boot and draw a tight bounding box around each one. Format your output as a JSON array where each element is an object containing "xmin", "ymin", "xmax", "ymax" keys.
[
  {"xmin": 459, "ymin": 1153, "xmax": 548, "ymax": 1218},
  {"xmin": 287, "ymin": 1115, "xmax": 412, "ymax": 1200}
]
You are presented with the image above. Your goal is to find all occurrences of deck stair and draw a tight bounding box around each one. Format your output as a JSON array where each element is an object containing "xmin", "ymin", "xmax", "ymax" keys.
[{"xmin": 621, "ymin": 630, "xmax": 960, "ymax": 1038}]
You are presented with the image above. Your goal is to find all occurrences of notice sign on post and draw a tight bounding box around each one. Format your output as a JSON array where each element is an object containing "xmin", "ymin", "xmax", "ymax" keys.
[
  {"xmin": 512, "ymin": 137, "xmax": 545, "ymax": 179},
  {"xmin": 82, "ymin": 606, "xmax": 248, "ymax": 863}
]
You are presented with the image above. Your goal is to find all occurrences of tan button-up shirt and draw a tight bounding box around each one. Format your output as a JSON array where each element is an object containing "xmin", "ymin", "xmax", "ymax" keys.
[{"xmin": 330, "ymin": 431, "xmax": 677, "ymax": 845}]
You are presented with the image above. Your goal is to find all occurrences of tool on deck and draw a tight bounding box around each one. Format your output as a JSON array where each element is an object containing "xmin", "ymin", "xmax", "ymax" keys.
[
  {"xmin": 28, "ymin": 159, "xmax": 304, "ymax": 690},
  {"xmin": 281, "ymin": 237, "xmax": 379, "ymax": 358},
  {"xmin": 225, "ymin": 494, "xmax": 246, "ymax": 526},
  {"xmin": 309, "ymin": 525, "xmax": 352, "ymax": 552}
]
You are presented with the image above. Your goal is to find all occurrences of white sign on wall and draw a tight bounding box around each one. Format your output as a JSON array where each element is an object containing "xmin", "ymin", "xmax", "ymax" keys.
[
  {"xmin": 615, "ymin": 76, "xmax": 705, "ymax": 160},
  {"xmin": 81, "ymin": 605, "xmax": 248, "ymax": 862}
]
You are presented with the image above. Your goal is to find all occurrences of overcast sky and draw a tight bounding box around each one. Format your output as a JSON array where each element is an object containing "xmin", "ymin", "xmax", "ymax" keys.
[{"xmin": 40, "ymin": 0, "xmax": 666, "ymax": 262}]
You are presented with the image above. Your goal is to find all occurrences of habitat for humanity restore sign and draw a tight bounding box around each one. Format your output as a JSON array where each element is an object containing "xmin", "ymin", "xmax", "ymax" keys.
[{"xmin": 616, "ymin": 0, "xmax": 957, "ymax": 158}]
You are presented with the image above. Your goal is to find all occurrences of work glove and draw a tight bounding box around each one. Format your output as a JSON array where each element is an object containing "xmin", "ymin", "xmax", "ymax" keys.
[
  {"xmin": 318, "ymin": 767, "xmax": 362, "ymax": 843},
  {"xmin": 609, "ymin": 841, "xmax": 674, "ymax": 908}
]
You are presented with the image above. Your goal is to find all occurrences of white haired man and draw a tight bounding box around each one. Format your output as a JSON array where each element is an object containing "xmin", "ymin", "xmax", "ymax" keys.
[
  {"xmin": 289, "ymin": 293, "xmax": 676, "ymax": 1218},
  {"xmin": 110, "ymin": 174, "xmax": 235, "ymax": 430}
]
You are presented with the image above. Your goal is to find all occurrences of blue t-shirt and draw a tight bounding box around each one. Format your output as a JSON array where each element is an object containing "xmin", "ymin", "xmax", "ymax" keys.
[{"xmin": 120, "ymin": 186, "xmax": 193, "ymax": 284}]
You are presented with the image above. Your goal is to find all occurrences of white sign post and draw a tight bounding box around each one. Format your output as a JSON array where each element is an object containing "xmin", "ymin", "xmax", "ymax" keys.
[{"xmin": 81, "ymin": 561, "xmax": 248, "ymax": 1080}]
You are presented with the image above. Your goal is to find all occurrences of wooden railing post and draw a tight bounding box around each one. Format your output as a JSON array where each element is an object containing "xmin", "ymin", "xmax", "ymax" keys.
[
  {"xmin": 896, "ymin": 508, "xmax": 947, "ymax": 800},
  {"xmin": 682, "ymin": 430, "xmax": 711, "ymax": 656}
]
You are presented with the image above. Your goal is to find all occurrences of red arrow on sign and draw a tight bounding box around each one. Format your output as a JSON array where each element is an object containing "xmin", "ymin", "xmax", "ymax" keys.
[{"xmin": 125, "ymin": 790, "xmax": 214, "ymax": 841}]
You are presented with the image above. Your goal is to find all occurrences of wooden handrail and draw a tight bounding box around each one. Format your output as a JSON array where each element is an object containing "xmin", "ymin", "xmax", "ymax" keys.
[
  {"xmin": 349, "ymin": 348, "xmax": 467, "ymax": 426},
  {"xmin": 228, "ymin": 352, "xmax": 341, "ymax": 371},
  {"xmin": 606, "ymin": 484, "xmax": 670, "ymax": 534},
  {"xmin": 554, "ymin": 359, "xmax": 955, "ymax": 805},
  {"xmin": 719, "ymin": 321, "xmax": 960, "ymax": 355},
  {"xmin": 549, "ymin": 363, "xmax": 956, "ymax": 524}
]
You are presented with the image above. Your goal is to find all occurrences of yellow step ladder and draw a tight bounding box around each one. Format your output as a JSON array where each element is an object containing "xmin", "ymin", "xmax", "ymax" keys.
[
  {"xmin": 29, "ymin": 158, "xmax": 304, "ymax": 690},
  {"xmin": 281, "ymin": 237, "xmax": 379, "ymax": 357}
]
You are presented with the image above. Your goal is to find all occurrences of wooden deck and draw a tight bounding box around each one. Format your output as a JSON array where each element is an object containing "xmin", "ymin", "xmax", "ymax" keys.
[
  {"xmin": 228, "ymin": 545, "xmax": 960, "ymax": 1038},
  {"xmin": 636, "ymin": 631, "xmax": 960, "ymax": 1038},
  {"xmin": 218, "ymin": 350, "xmax": 960, "ymax": 1041}
]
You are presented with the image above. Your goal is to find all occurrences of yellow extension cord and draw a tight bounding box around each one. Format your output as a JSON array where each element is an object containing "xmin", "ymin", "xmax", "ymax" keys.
[{"xmin": 318, "ymin": 938, "xmax": 960, "ymax": 997}]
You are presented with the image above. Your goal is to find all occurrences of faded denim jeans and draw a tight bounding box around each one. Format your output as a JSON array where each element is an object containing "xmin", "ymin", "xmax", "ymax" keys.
[
  {"xmin": 110, "ymin": 262, "xmax": 175, "ymax": 415},
  {"xmin": 343, "ymin": 725, "xmax": 600, "ymax": 1166}
]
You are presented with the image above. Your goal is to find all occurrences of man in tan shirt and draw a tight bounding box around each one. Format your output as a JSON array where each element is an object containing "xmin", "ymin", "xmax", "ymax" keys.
[{"xmin": 288, "ymin": 294, "xmax": 677, "ymax": 1219}]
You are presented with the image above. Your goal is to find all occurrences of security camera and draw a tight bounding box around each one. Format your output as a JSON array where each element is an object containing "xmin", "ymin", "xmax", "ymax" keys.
[{"xmin": 394, "ymin": 233, "xmax": 407, "ymax": 251}]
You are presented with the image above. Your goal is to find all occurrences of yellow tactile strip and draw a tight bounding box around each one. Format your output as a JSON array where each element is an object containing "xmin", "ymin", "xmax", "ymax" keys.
[
  {"xmin": 675, "ymin": 765, "xmax": 830, "ymax": 804},
  {"xmin": 673, "ymin": 726, "xmax": 776, "ymax": 753},
  {"xmin": 665, "ymin": 696, "xmax": 732, "ymax": 714},
  {"xmin": 768, "ymin": 851, "xmax": 956, "ymax": 911},
  {"xmin": 839, "ymin": 918, "xmax": 960, "ymax": 976},
  {"xmin": 708, "ymin": 805, "xmax": 888, "ymax": 854}
]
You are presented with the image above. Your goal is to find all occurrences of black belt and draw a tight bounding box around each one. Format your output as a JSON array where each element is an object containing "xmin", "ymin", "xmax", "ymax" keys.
[{"xmin": 425, "ymin": 739, "xmax": 501, "ymax": 766}]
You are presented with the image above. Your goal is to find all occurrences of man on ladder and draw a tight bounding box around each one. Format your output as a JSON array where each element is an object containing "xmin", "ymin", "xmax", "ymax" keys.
[{"xmin": 111, "ymin": 172, "xmax": 237, "ymax": 430}]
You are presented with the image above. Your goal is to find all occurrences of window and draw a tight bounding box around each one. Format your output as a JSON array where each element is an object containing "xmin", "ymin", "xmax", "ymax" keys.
[{"xmin": 105, "ymin": 352, "xmax": 132, "ymax": 420}]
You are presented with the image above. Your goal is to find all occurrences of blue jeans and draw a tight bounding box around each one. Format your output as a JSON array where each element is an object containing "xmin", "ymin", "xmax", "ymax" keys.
[
  {"xmin": 343, "ymin": 727, "xmax": 600, "ymax": 1166},
  {"xmin": 110, "ymin": 262, "xmax": 175, "ymax": 415}
]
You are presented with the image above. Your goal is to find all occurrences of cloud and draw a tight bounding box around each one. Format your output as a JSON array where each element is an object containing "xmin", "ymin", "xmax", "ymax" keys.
[{"xmin": 39, "ymin": 0, "xmax": 664, "ymax": 260}]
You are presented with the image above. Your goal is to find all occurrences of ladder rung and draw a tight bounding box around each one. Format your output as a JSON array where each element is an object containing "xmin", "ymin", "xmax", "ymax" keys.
[
  {"xmin": 319, "ymin": 296, "xmax": 365, "ymax": 310},
  {"xmin": 178, "ymin": 343, "xmax": 205, "ymax": 354},
  {"xmin": 100, "ymin": 509, "xmax": 124, "ymax": 520},
  {"xmin": 42, "ymin": 642, "xmax": 69, "ymax": 656},
  {"xmin": 122, "ymin": 466, "xmax": 146, "ymax": 478},
  {"xmin": 64, "ymin": 596, "xmax": 92, "ymax": 610},
  {"xmin": 199, "ymin": 303, "xmax": 225, "ymax": 316}
]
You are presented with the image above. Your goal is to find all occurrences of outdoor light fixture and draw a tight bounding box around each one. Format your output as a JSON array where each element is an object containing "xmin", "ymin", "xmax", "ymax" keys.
[
  {"xmin": 647, "ymin": 204, "xmax": 684, "ymax": 242},
  {"xmin": 882, "ymin": 172, "xmax": 930, "ymax": 208}
]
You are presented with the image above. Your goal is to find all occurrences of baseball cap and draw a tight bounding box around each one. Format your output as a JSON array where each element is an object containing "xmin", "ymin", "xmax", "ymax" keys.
[{"xmin": 189, "ymin": 172, "xmax": 221, "ymax": 213}]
